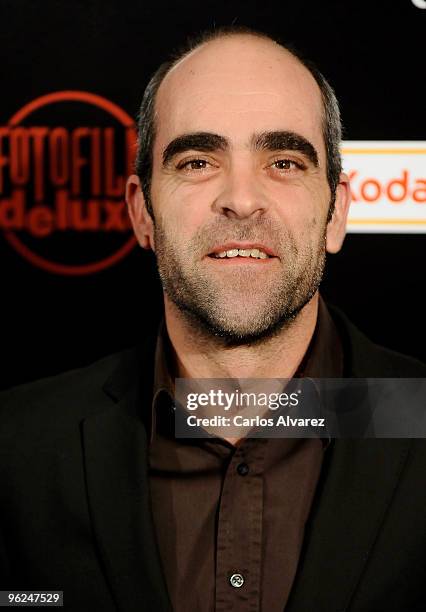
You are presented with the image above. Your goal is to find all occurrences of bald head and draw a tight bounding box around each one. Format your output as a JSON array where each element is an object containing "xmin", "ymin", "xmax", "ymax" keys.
[
  {"xmin": 157, "ymin": 34, "xmax": 323, "ymax": 149},
  {"xmin": 162, "ymin": 33, "xmax": 321, "ymax": 107}
]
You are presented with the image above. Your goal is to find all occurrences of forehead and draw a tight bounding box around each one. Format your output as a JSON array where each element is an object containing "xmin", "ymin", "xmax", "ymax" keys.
[{"xmin": 154, "ymin": 35, "xmax": 324, "ymax": 154}]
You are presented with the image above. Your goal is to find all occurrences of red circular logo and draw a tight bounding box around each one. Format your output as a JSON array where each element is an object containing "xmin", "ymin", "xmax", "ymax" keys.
[{"xmin": 0, "ymin": 91, "xmax": 138, "ymax": 275}]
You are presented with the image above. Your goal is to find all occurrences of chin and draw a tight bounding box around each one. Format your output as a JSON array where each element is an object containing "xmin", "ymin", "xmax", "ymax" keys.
[{"xmin": 188, "ymin": 307, "xmax": 297, "ymax": 348}]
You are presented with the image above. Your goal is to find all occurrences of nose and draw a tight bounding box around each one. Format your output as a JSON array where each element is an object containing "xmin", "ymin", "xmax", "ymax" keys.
[{"xmin": 212, "ymin": 161, "xmax": 269, "ymax": 220}]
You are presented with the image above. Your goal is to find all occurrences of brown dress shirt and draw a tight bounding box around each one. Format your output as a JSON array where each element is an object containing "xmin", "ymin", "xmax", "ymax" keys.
[{"xmin": 147, "ymin": 297, "xmax": 343, "ymax": 612}]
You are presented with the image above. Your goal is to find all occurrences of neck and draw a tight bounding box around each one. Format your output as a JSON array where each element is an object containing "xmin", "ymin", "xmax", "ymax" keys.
[{"xmin": 164, "ymin": 292, "xmax": 319, "ymax": 381}]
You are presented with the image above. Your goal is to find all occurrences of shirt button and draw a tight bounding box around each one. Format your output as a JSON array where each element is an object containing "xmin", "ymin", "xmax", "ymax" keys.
[
  {"xmin": 229, "ymin": 573, "xmax": 245, "ymax": 588},
  {"xmin": 237, "ymin": 462, "xmax": 249, "ymax": 476}
]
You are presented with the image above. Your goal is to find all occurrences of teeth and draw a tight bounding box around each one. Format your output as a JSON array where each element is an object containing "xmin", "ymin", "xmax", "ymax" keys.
[{"xmin": 213, "ymin": 248, "xmax": 270, "ymax": 259}]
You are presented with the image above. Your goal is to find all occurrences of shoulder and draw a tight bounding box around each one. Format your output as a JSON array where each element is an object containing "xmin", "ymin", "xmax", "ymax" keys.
[
  {"xmin": 0, "ymin": 346, "xmax": 138, "ymax": 435},
  {"xmin": 327, "ymin": 303, "xmax": 426, "ymax": 377}
]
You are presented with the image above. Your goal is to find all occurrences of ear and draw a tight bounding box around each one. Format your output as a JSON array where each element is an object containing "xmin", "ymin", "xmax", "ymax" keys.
[
  {"xmin": 125, "ymin": 174, "xmax": 155, "ymax": 251},
  {"xmin": 326, "ymin": 172, "xmax": 351, "ymax": 254}
]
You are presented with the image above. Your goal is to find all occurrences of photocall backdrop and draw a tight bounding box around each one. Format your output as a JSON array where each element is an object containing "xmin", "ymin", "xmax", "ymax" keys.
[{"xmin": 1, "ymin": 0, "xmax": 425, "ymax": 390}]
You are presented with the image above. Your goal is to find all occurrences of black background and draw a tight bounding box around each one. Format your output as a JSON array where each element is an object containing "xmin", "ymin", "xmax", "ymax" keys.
[{"xmin": 1, "ymin": 0, "xmax": 425, "ymax": 390}]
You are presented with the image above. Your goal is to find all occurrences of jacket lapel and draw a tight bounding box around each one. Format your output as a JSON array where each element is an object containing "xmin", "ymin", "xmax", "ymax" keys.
[
  {"xmin": 286, "ymin": 437, "xmax": 412, "ymax": 611},
  {"xmin": 287, "ymin": 304, "xmax": 414, "ymax": 611},
  {"xmin": 82, "ymin": 330, "xmax": 173, "ymax": 612}
]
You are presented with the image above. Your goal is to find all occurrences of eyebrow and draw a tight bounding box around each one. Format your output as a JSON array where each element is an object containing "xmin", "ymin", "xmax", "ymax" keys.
[
  {"xmin": 162, "ymin": 133, "xmax": 228, "ymax": 167},
  {"xmin": 251, "ymin": 131, "xmax": 319, "ymax": 167},
  {"xmin": 162, "ymin": 130, "xmax": 319, "ymax": 168}
]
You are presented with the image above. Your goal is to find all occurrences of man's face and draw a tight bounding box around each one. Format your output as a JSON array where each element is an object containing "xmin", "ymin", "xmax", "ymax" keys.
[{"xmin": 136, "ymin": 36, "xmax": 346, "ymax": 345}]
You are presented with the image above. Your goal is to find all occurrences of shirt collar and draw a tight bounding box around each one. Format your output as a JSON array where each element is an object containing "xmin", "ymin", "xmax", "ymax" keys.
[
  {"xmin": 148, "ymin": 295, "xmax": 343, "ymax": 447},
  {"xmin": 297, "ymin": 295, "xmax": 344, "ymax": 379}
]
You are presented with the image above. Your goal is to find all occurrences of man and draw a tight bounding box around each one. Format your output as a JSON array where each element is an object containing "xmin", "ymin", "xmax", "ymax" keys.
[{"xmin": 1, "ymin": 25, "xmax": 426, "ymax": 612}]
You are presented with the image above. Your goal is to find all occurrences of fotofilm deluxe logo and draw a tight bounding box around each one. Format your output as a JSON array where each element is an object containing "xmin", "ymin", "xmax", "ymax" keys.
[{"xmin": 0, "ymin": 91, "xmax": 138, "ymax": 275}]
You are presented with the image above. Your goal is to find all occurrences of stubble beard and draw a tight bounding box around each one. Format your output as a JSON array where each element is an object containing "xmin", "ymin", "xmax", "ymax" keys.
[{"xmin": 153, "ymin": 215, "xmax": 327, "ymax": 348}]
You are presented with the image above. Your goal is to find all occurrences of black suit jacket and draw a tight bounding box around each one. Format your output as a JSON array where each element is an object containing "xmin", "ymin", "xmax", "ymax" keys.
[{"xmin": 1, "ymin": 306, "xmax": 426, "ymax": 612}]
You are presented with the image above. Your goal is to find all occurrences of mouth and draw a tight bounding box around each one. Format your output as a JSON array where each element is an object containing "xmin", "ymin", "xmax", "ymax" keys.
[{"xmin": 207, "ymin": 243, "xmax": 278, "ymax": 262}]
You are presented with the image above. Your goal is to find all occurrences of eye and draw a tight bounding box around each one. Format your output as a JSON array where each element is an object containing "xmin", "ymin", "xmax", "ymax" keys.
[
  {"xmin": 176, "ymin": 158, "xmax": 213, "ymax": 172},
  {"xmin": 270, "ymin": 158, "xmax": 306, "ymax": 173}
]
